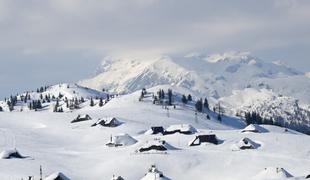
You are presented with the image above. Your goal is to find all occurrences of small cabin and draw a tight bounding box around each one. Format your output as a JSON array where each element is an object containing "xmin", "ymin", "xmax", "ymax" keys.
[
  {"xmin": 106, "ymin": 134, "xmax": 137, "ymax": 147},
  {"xmin": 231, "ymin": 137, "xmax": 261, "ymax": 151},
  {"xmin": 141, "ymin": 165, "xmax": 170, "ymax": 180},
  {"xmin": 91, "ymin": 117, "xmax": 121, "ymax": 127},
  {"xmin": 138, "ymin": 139, "xmax": 176, "ymax": 153},
  {"xmin": 104, "ymin": 117, "xmax": 121, "ymax": 127},
  {"xmin": 164, "ymin": 124, "xmax": 197, "ymax": 135},
  {"xmin": 0, "ymin": 149, "xmax": 25, "ymax": 159},
  {"xmin": 253, "ymin": 167, "xmax": 293, "ymax": 179},
  {"xmin": 145, "ymin": 126, "xmax": 165, "ymax": 135},
  {"xmin": 189, "ymin": 134, "xmax": 218, "ymax": 146},
  {"xmin": 139, "ymin": 143, "xmax": 168, "ymax": 152},
  {"xmin": 44, "ymin": 172, "xmax": 70, "ymax": 180},
  {"xmin": 71, "ymin": 114, "xmax": 92, "ymax": 123},
  {"xmin": 238, "ymin": 138, "xmax": 254, "ymax": 150}
]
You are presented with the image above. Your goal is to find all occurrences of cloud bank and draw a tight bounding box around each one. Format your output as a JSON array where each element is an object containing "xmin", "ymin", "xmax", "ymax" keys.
[{"xmin": 0, "ymin": 0, "xmax": 310, "ymax": 97}]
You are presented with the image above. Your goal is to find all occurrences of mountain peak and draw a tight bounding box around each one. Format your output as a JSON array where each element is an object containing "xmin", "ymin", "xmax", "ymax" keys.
[{"xmin": 205, "ymin": 51, "xmax": 252, "ymax": 63}]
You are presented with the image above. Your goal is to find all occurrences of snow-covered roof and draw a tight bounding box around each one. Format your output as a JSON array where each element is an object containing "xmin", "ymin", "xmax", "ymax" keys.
[
  {"xmin": 78, "ymin": 114, "xmax": 91, "ymax": 119},
  {"xmin": 188, "ymin": 134, "xmax": 218, "ymax": 146},
  {"xmin": 111, "ymin": 175, "xmax": 124, "ymax": 180},
  {"xmin": 144, "ymin": 126, "xmax": 165, "ymax": 135},
  {"xmin": 166, "ymin": 124, "xmax": 197, "ymax": 133},
  {"xmin": 241, "ymin": 124, "xmax": 261, "ymax": 133},
  {"xmin": 92, "ymin": 117, "xmax": 122, "ymax": 127},
  {"xmin": 108, "ymin": 133, "xmax": 137, "ymax": 146},
  {"xmin": 252, "ymin": 167, "xmax": 294, "ymax": 180},
  {"xmin": 105, "ymin": 117, "xmax": 121, "ymax": 125},
  {"xmin": 0, "ymin": 149, "xmax": 24, "ymax": 159},
  {"xmin": 140, "ymin": 165, "xmax": 170, "ymax": 180},
  {"xmin": 231, "ymin": 137, "xmax": 260, "ymax": 151},
  {"xmin": 144, "ymin": 129, "xmax": 155, "ymax": 135},
  {"xmin": 44, "ymin": 172, "xmax": 70, "ymax": 180},
  {"xmin": 138, "ymin": 139, "xmax": 177, "ymax": 152}
]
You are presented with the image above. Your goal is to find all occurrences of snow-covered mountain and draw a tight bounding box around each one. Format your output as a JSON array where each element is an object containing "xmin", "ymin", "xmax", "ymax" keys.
[
  {"xmin": 79, "ymin": 52, "xmax": 310, "ymax": 133},
  {"xmin": 80, "ymin": 51, "xmax": 305, "ymax": 100},
  {"xmin": 220, "ymin": 88, "xmax": 310, "ymax": 132}
]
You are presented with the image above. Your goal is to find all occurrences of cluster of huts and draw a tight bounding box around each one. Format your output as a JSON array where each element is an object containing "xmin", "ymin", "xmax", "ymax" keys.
[
  {"xmin": 4, "ymin": 120, "xmax": 310, "ymax": 180},
  {"xmin": 69, "ymin": 114, "xmax": 268, "ymax": 153},
  {"xmin": 104, "ymin": 123, "xmax": 270, "ymax": 154}
]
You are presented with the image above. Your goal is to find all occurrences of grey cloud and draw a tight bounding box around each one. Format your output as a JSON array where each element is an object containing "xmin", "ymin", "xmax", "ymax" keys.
[{"xmin": 0, "ymin": 0, "xmax": 310, "ymax": 97}]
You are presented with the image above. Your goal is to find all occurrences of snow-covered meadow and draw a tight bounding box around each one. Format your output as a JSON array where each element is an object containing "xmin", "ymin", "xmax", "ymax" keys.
[{"xmin": 0, "ymin": 87, "xmax": 310, "ymax": 180}]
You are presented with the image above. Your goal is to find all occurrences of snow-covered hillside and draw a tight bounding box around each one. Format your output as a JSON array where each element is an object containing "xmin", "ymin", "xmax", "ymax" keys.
[
  {"xmin": 0, "ymin": 83, "xmax": 107, "ymax": 112},
  {"xmin": 0, "ymin": 87, "xmax": 310, "ymax": 180}
]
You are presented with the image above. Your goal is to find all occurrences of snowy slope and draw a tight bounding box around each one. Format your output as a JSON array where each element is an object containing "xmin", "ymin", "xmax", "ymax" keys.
[
  {"xmin": 31, "ymin": 83, "xmax": 107, "ymax": 100},
  {"xmin": 0, "ymin": 83, "xmax": 107, "ymax": 112},
  {"xmin": 0, "ymin": 88, "xmax": 310, "ymax": 180}
]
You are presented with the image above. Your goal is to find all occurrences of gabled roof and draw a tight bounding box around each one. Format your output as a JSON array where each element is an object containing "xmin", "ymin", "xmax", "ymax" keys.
[
  {"xmin": 140, "ymin": 165, "xmax": 170, "ymax": 180},
  {"xmin": 231, "ymin": 137, "xmax": 261, "ymax": 151},
  {"xmin": 138, "ymin": 139, "xmax": 177, "ymax": 152},
  {"xmin": 144, "ymin": 126, "xmax": 165, "ymax": 135},
  {"xmin": 44, "ymin": 172, "xmax": 70, "ymax": 180},
  {"xmin": 71, "ymin": 114, "xmax": 92, "ymax": 123},
  {"xmin": 165, "ymin": 124, "xmax": 197, "ymax": 134},
  {"xmin": 188, "ymin": 134, "xmax": 218, "ymax": 146},
  {"xmin": 106, "ymin": 133, "xmax": 137, "ymax": 147},
  {"xmin": 241, "ymin": 124, "xmax": 261, "ymax": 133},
  {"xmin": 92, "ymin": 117, "xmax": 122, "ymax": 127},
  {"xmin": 253, "ymin": 167, "xmax": 294, "ymax": 180},
  {"xmin": 0, "ymin": 149, "xmax": 25, "ymax": 159}
]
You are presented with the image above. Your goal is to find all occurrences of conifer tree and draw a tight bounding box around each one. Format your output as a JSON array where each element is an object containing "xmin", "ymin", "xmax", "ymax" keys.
[
  {"xmin": 168, "ymin": 89, "xmax": 173, "ymax": 105},
  {"xmin": 187, "ymin": 94, "xmax": 192, "ymax": 101},
  {"xmin": 181, "ymin": 95, "xmax": 188, "ymax": 104},
  {"xmin": 99, "ymin": 97, "xmax": 103, "ymax": 107},
  {"xmin": 204, "ymin": 98, "xmax": 209, "ymax": 110},
  {"xmin": 161, "ymin": 89, "xmax": 165, "ymax": 99},
  {"xmin": 217, "ymin": 114, "xmax": 222, "ymax": 121},
  {"xmin": 90, "ymin": 97, "xmax": 94, "ymax": 107},
  {"xmin": 195, "ymin": 98, "xmax": 203, "ymax": 112},
  {"xmin": 53, "ymin": 99, "xmax": 59, "ymax": 112}
]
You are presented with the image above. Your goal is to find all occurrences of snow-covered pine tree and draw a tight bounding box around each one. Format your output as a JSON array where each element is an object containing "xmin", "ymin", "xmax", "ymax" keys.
[
  {"xmin": 90, "ymin": 97, "xmax": 94, "ymax": 107},
  {"xmin": 53, "ymin": 99, "xmax": 59, "ymax": 112},
  {"xmin": 99, "ymin": 97, "xmax": 103, "ymax": 107},
  {"xmin": 204, "ymin": 98, "xmax": 209, "ymax": 110},
  {"xmin": 168, "ymin": 89, "xmax": 173, "ymax": 105},
  {"xmin": 195, "ymin": 98, "xmax": 203, "ymax": 112},
  {"xmin": 181, "ymin": 94, "xmax": 188, "ymax": 104},
  {"xmin": 187, "ymin": 94, "xmax": 192, "ymax": 101}
]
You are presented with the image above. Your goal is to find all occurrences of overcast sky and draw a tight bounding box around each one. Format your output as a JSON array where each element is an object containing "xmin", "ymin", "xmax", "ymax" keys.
[{"xmin": 0, "ymin": 0, "xmax": 310, "ymax": 98}]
